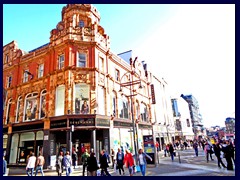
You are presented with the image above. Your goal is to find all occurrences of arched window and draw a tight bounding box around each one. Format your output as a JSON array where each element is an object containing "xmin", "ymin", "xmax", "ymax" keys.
[
  {"xmin": 15, "ymin": 96, "xmax": 22, "ymax": 123},
  {"xmin": 39, "ymin": 90, "xmax": 47, "ymax": 119},
  {"xmin": 5, "ymin": 98, "xmax": 12, "ymax": 124},
  {"xmin": 135, "ymin": 101, "xmax": 140, "ymax": 122},
  {"xmin": 24, "ymin": 92, "xmax": 38, "ymax": 121},
  {"xmin": 140, "ymin": 103, "xmax": 148, "ymax": 122},
  {"xmin": 118, "ymin": 96, "xmax": 129, "ymax": 119},
  {"xmin": 55, "ymin": 85, "xmax": 65, "ymax": 116}
]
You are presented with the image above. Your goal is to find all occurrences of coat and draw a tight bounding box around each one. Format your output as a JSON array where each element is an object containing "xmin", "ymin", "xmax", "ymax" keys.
[
  {"xmin": 137, "ymin": 152, "xmax": 152, "ymax": 165},
  {"xmin": 124, "ymin": 153, "xmax": 134, "ymax": 167},
  {"xmin": 56, "ymin": 155, "xmax": 63, "ymax": 173},
  {"xmin": 116, "ymin": 152, "xmax": 124, "ymax": 165},
  {"xmin": 100, "ymin": 154, "xmax": 109, "ymax": 169},
  {"xmin": 87, "ymin": 156, "xmax": 99, "ymax": 172}
]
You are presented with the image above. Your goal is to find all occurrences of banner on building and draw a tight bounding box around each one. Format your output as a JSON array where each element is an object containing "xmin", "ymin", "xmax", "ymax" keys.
[{"xmin": 150, "ymin": 84, "xmax": 156, "ymax": 104}]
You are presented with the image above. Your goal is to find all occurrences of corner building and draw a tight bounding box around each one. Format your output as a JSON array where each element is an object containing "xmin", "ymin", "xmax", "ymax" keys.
[{"xmin": 3, "ymin": 4, "xmax": 153, "ymax": 167}]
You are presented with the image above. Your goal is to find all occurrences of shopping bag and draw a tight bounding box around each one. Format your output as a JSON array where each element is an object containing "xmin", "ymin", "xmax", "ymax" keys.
[
  {"xmin": 96, "ymin": 169, "xmax": 101, "ymax": 176},
  {"xmin": 135, "ymin": 165, "xmax": 141, "ymax": 172}
]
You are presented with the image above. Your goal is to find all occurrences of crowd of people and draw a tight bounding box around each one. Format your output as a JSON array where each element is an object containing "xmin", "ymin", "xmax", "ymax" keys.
[
  {"xmin": 162, "ymin": 138, "xmax": 235, "ymax": 171},
  {"xmin": 3, "ymin": 137, "xmax": 234, "ymax": 176}
]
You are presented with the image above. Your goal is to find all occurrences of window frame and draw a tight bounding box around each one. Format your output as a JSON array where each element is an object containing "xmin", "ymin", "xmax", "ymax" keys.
[
  {"xmin": 38, "ymin": 64, "xmax": 44, "ymax": 78},
  {"xmin": 58, "ymin": 54, "xmax": 65, "ymax": 69},
  {"xmin": 6, "ymin": 76, "xmax": 12, "ymax": 88},
  {"xmin": 77, "ymin": 52, "xmax": 87, "ymax": 68},
  {"xmin": 23, "ymin": 71, "xmax": 29, "ymax": 83}
]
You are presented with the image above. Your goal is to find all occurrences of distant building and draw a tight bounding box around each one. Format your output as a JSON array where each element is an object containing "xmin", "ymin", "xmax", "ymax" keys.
[
  {"xmin": 225, "ymin": 117, "xmax": 235, "ymax": 139},
  {"xmin": 171, "ymin": 97, "xmax": 194, "ymax": 141},
  {"xmin": 180, "ymin": 94, "xmax": 204, "ymax": 139}
]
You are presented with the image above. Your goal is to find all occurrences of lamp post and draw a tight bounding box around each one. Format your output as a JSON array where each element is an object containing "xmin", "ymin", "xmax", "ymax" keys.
[{"xmin": 119, "ymin": 57, "xmax": 142, "ymax": 163}]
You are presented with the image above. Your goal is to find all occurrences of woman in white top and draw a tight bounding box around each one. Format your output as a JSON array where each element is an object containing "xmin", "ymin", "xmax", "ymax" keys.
[
  {"xmin": 136, "ymin": 149, "xmax": 152, "ymax": 176},
  {"xmin": 26, "ymin": 152, "xmax": 36, "ymax": 176}
]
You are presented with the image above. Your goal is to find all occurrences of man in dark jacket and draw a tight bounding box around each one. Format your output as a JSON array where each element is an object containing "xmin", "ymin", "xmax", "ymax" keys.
[
  {"xmin": 213, "ymin": 143, "xmax": 226, "ymax": 168},
  {"xmin": 99, "ymin": 149, "xmax": 111, "ymax": 176}
]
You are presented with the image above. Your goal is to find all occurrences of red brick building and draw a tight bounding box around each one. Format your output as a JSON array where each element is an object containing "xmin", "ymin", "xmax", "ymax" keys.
[{"xmin": 3, "ymin": 4, "xmax": 153, "ymax": 167}]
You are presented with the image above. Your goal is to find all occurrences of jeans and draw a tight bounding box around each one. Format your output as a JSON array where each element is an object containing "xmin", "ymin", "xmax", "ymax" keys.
[
  {"xmin": 26, "ymin": 168, "xmax": 34, "ymax": 176},
  {"xmin": 194, "ymin": 148, "xmax": 198, "ymax": 156},
  {"xmin": 35, "ymin": 165, "xmax": 44, "ymax": 176},
  {"xmin": 170, "ymin": 152, "xmax": 174, "ymax": 161},
  {"xmin": 65, "ymin": 166, "xmax": 71, "ymax": 176},
  {"xmin": 139, "ymin": 164, "xmax": 146, "ymax": 176}
]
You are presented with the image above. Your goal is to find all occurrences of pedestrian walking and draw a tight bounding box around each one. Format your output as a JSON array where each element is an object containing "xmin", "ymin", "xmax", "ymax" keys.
[
  {"xmin": 87, "ymin": 152, "xmax": 99, "ymax": 176},
  {"xmin": 3, "ymin": 156, "xmax": 7, "ymax": 176},
  {"xmin": 124, "ymin": 149, "xmax": 135, "ymax": 176},
  {"xmin": 99, "ymin": 149, "xmax": 111, "ymax": 176},
  {"xmin": 229, "ymin": 139, "xmax": 235, "ymax": 165},
  {"xmin": 81, "ymin": 148, "xmax": 90, "ymax": 176},
  {"xmin": 63, "ymin": 151, "xmax": 72, "ymax": 176},
  {"xmin": 116, "ymin": 148, "xmax": 125, "ymax": 176},
  {"xmin": 56, "ymin": 151, "xmax": 64, "ymax": 176},
  {"xmin": 193, "ymin": 141, "xmax": 198, "ymax": 157},
  {"xmin": 169, "ymin": 143, "xmax": 175, "ymax": 161},
  {"xmin": 26, "ymin": 152, "xmax": 36, "ymax": 176},
  {"xmin": 213, "ymin": 143, "xmax": 226, "ymax": 168},
  {"xmin": 110, "ymin": 148, "xmax": 115, "ymax": 168},
  {"xmin": 222, "ymin": 140, "xmax": 234, "ymax": 170},
  {"xmin": 136, "ymin": 148, "xmax": 152, "ymax": 176},
  {"xmin": 204, "ymin": 141, "xmax": 214, "ymax": 162},
  {"xmin": 72, "ymin": 150, "xmax": 78, "ymax": 169},
  {"xmin": 163, "ymin": 143, "xmax": 167, "ymax": 157},
  {"xmin": 35, "ymin": 152, "xmax": 45, "ymax": 176}
]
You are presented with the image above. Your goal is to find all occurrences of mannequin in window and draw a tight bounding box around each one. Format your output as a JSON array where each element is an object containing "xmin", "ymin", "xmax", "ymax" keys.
[
  {"xmin": 75, "ymin": 98, "xmax": 80, "ymax": 114},
  {"xmin": 81, "ymin": 100, "xmax": 89, "ymax": 114},
  {"xmin": 26, "ymin": 101, "xmax": 32, "ymax": 120},
  {"xmin": 41, "ymin": 97, "xmax": 46, "ymax": 118}
]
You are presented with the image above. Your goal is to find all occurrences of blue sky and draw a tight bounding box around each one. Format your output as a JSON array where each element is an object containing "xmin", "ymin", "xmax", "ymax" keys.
[{"xmin": 3, "ymin": 4, "xmax": 235, "ymax": 127}]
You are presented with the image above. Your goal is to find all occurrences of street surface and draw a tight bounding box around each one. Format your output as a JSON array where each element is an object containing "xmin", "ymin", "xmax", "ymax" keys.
[{"xmin": 8, "ymin": 148, "xmax": 235, "ymax": 176}]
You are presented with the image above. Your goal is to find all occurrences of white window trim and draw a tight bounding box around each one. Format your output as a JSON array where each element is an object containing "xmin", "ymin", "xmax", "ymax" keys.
[
  {"xmin": 15, "ymin": 96, "xmax": 22, "ymax": 123},
  {"xmin": 76, "ymin": 52, "xmax": 87, "ymax": 68},
  {"xmin": 58, "ymin": 54, "xmax": 65, "ymax": 69},
  {"xmin": 38, "ymin": 64, "xmax": 44, "ymax": 78}
]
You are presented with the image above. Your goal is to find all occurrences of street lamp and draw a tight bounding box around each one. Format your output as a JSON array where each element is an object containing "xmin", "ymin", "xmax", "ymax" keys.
[{"xmin": 119, "ymin": 57, "xmax": 142, "ymax": 163}]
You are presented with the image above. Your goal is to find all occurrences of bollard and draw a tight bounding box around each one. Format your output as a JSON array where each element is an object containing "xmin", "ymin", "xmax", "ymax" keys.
[{"xmin": 178, "ymin": 152, "xmax": 181, "ymax": 164}]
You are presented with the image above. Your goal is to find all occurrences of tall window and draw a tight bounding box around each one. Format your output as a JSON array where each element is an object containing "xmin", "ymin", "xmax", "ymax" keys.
[
  {"xmin": 74, "ymin": 83, "xmax": 90, "ymax": 114},
  {"xmin": 115, "ymin": 69, "xmax": 120, "ymax": 81},
  {"xmin": 112, "ymin": 92, "xmax": 117, "ymax": 117},
  {"xmin": 98, "ymin": 86, "xmax": 105, "ymax": 115},
  {"xmin": 79, "ymin": 20, "xmax": 84, "ymax": 28},
  {"xmin": 118, "ymin": 96, "xmax": 129, "ymax": 119},
  {"xmin": 6, "ymin": 76, "xmax": 12, "ymax": 88},
  {"xmin": 186, "ymin": 119, "xmax": 190, "ymax": 127},
  {"xmin": 77, "ymin": 53, "xmax": 86, "ymax": 67},
  {"xmin": 99, "ymin": 57, "xmax": 104, "ymax": 72},
  {"xmin": 5, "ymin": 99, "xmax": 12, "ymax": 124},
  {"xmin": 58, "ymin": 54, "xmax": 65, "ymax": 69},
  {"xmin": 24, "ymin": 93, "xmax": 38, "ymax": 121},
  {"xmin": 15, "ymin": 96, "xmax": 22, "ymax": 123},
  {"xmin": 39, "ymin": 90, "xmax": 47, "ymax": 119},
  {"xmin": 38, "ymin": 64, "xmax": 44, "ymax": 78},
  {"xmin": 55, "ymin": 85, "xmax": 65, "ymax": 116},
  {"xmin": 136, "ymin": 101, "xmax": 140, "ymax": 121},
  {"xmin": 5, "ymin": 54, "xmax": 9, "ymax": 64},
  {"xmin": 23, "ymin": 70, "xmax": 29, "ymax": 83},
  {"xmin": 141, "ymin": 103, "xmax": 148, "ymax": 122}
]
